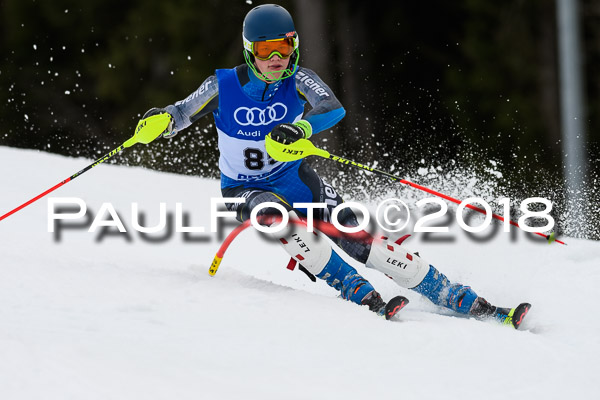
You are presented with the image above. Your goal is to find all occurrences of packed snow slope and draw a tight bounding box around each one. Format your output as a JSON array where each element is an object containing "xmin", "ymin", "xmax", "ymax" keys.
[{"xmin": 0, "ymin": 146, "xmax": 598, "ymax": 400}]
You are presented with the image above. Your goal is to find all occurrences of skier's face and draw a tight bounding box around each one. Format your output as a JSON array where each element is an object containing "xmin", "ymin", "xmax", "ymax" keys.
[{"xmin": 254, "ymin": 54, "xmax": 290, "ymax": 82}]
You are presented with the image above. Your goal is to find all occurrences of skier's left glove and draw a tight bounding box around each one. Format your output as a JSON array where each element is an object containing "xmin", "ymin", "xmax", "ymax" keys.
[{"xmin": 270, "ymin": 120, "xmax": 312, "ymax": 144}]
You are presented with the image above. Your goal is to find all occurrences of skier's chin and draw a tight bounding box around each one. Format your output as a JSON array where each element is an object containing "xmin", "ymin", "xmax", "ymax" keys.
[{"xmin": 266, "ymin": 69, "xmax": 285, "ymax": 80}]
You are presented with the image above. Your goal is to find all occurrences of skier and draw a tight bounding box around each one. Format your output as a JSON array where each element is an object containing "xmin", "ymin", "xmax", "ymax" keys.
[{"xmin": 138, "ymin": 4, "xmax": 529, "ymax": 327}]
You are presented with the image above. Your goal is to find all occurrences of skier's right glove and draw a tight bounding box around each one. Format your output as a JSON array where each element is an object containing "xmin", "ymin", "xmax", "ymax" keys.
[
  {"xmin": 142, "ymin": 108, "xmax": 176, "ymax": 138},
  {"xmin": 270, "ymin": 120, "xmax": 312, "ymax": 144}
]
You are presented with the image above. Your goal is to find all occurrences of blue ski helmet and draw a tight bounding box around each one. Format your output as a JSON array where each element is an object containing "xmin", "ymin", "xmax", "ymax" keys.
[{"xmin": 242, "ymin": 4, "xmax": 299, "ymax": 82}]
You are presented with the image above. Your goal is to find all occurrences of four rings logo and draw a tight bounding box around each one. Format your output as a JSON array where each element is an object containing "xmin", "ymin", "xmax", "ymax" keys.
[{"xmin": 234, "ymin": 102, "xmax": 288, "ymax": 126}]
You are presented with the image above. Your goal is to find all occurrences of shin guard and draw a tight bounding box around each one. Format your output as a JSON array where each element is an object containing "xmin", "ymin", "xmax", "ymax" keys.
[
  {"xmin": 270, "ymin": 211, "xmax": 332, "ymax": 276},
  {"xmin": 365, "ymin": 237, "xmax": 429, "ymax": 288},
  {"xmin": 365, "ymin": 237, "xmax": 478, "ymax": 314},
  {"xmin": 271, "ymin": 211, "xmax": 375, "ymax": 305}
]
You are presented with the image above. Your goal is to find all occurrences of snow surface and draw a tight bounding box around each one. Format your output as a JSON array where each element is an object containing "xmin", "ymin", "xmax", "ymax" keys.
[{"xmin": 1, "ymin": 146, "xmax": 599, "ymax": 400}]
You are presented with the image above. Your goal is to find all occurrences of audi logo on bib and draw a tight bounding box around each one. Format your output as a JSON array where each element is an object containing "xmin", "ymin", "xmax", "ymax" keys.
[{"xmin": 234, "ymin": 102, "xmax": 288, "ymax": 126}]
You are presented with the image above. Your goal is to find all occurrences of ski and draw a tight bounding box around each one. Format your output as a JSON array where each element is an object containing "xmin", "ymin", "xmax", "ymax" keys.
[
  {"xmin": 495, "ymin": 302, "xmax": 532, "ymax": 329},
  {"xmin": 384, "ymin": 296, "xmax": 409, "ymax": 320}
]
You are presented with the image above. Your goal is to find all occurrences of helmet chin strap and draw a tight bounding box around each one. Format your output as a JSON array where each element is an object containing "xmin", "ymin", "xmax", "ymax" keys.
[{"xmin": 255, "ymin": 61, "xmax": 290, "ymax": 83}]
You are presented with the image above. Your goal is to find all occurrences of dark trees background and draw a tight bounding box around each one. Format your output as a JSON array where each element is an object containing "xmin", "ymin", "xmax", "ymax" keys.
[{"xmin": 1, "ymin": 0, "xmax": 599, "ymax": 235}]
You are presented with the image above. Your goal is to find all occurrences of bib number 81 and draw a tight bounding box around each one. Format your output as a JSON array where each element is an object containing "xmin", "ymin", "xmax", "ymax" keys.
[{"xmin": 244, "ymin": 148, "xmax": 276, "ymax": 171}]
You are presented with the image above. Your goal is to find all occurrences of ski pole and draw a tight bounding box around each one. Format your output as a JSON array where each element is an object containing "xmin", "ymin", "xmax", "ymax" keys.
[
  {"xmin": 0, "ymin": 113, "xmax": 172, "ymax": 222},
  {"xmin": 265, "ymin": 135, "xmax": 565, "ymax": 245}
]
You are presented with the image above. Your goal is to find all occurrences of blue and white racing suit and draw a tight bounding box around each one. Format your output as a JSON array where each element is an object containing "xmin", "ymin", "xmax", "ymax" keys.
[{"xmin": 163, "ymin": 64, "xmax": 371, "ymax": 263}]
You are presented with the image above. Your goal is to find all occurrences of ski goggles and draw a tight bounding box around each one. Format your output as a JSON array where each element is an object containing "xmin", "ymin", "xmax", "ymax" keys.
[{"xmin": 246, "ymin": 37, "xmax": 297, "ymax": 61}]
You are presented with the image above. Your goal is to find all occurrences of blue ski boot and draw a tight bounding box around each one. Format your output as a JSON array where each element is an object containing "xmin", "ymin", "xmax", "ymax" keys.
[
  {"xmin": 317, "ymin": 251, "xmax": 408, "ymax": 319},
  {"xmin": 412, "ymin": 265, "xmax": 478, "ymax": 314},
  {"xmin": 414, "ymin": 266, "xmax": 531, "ymax": 328},
  {"xmin": 470, "ymin": 297, "xmax": 532, "ymax": 329}
]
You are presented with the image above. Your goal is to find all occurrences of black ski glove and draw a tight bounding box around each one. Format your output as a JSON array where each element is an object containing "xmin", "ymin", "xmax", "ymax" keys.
[{"xmin": 270, "ymin": 120, "xmax": 312, "ymax": 144}]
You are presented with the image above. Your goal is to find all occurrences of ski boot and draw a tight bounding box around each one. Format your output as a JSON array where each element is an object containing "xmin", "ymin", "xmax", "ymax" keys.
[
  {"xmin": 318, "ymin": 251, "xmax": 409, "ymax": 320},
  {"xmin": 470, "ymin": 297, "xmax": 532, "ymax": 329}
]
